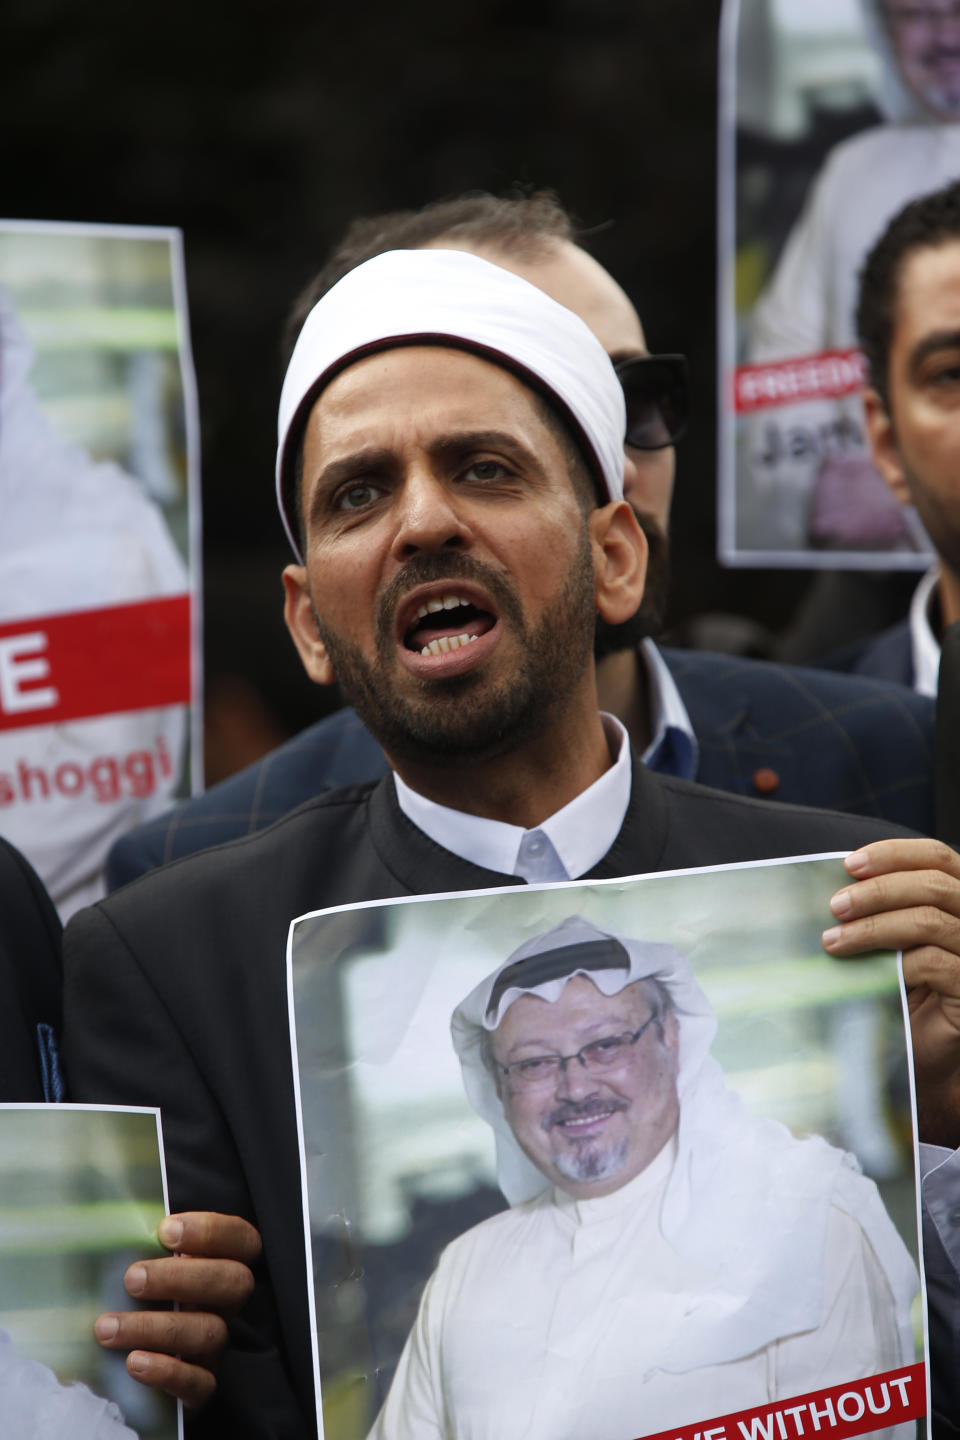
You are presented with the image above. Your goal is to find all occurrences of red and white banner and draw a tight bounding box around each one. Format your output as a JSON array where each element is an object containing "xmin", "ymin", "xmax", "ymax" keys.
[
  {"xmin": 0, "ymin": 596, "xmax": 191, "ymax": 733},
  {"xmin": 733, "ymin": 350, "xmax": 867, "ymax": 414},
  {"xmin": 637, "ymin": 1363, "xmax": 925, "ymax": 1440}
]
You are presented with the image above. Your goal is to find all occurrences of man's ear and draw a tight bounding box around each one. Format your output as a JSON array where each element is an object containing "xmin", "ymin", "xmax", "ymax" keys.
[
  {"xmin": 863, "ymin": 387, "xmax": 911, "ymax": 505},
  {"xmin": 589, "ymin": 500, "xmax": 649, "ymax": 625},
  {"xmin": 282, "ymin": 565, "xmax": 337, "ymax": 686}
]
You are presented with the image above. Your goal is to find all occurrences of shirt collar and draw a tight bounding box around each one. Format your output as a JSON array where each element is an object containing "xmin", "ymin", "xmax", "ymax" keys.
[
  {"xmin": 639, "ymin": 640, "xmax": 698, "ymax": 780},
  {"xmin": 392, "ymin": 713, "xmax": 632, "ymax": 882},
  {"xmin": 909, "ymin": 565, "xmax": 941, "ymax": 698}
]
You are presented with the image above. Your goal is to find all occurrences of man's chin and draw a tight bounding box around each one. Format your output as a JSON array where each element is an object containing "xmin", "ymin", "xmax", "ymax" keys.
[
  {"xmin": 362, "ymin": 682, "xmax": 548, "ymax": 768},
  {"xmin": 551, "ymin": 1137, "xmax": 629, "ymax": 1187}
]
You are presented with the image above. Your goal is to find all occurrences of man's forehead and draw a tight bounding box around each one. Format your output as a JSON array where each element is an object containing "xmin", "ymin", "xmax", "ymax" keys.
[
  {"xmin": 307, "ymin": 342, "xmax": 544, "ymax": 424},
  {"xmin": 300, "ymin": 344, "xmax": 561, "ymax": 478},
  {"xmin": 894, "ymin": 240, "xmax": 960, "ymax": 355}
]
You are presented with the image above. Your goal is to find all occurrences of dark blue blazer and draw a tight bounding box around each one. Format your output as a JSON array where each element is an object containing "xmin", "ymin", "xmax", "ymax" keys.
[
  {"xmin": 106, "ymin": 647, "xmax": 936, "ymax": 890},
  {"xmin": 819, "ymin": 620, "xmax": 914, "ymax": 690}
]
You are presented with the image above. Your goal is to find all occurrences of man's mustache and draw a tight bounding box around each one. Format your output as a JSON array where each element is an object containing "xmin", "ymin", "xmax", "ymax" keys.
[
  {"xmin": 543, "ymin": 1097, "xmax": 629, "ymax": 1130},
  {"xmin": 374, "ymin": 551, "xmax": 524, "ymax": 649}
]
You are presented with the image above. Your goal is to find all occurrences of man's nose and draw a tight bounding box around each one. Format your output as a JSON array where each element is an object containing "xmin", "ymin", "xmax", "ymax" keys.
[
  {"xmin": 390, "ymin": 469, "xmax": 471, "ymax": 560},
  {"xmin": 555, "ymin": 1056, "xmax": 598, "ymax": 1101}
]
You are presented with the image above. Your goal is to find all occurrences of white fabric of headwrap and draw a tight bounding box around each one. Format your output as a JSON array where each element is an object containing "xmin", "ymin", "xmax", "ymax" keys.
[
  {"xmin": 451, "ymin": 914, "xmax": 918, "ymax": 1373},
  {"xmin": 275, "ymin": 248, "xmax": 626, "ymax": 560}
]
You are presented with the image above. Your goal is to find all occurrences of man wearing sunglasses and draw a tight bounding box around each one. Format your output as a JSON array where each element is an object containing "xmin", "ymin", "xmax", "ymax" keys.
[{"xmin": 106, "ymin": 191, "xmax": 935, "ymax": 892}]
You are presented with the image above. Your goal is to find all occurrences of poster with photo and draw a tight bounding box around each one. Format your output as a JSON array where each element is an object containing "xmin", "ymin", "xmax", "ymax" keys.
[
  {"xmin": 288, "ymin": 855, "xmax": 927, "ymax": 1440},
  {"xmin": 0, "ymin": 1103, "xmax": 179, "ymax": 1440},
  {"xmin": 718, "ymin": 0, "xmax": 960, "ymax": 567},
  {"xmin": 0, "ymin": 220, "xmax": 200, "ymax": 918}
]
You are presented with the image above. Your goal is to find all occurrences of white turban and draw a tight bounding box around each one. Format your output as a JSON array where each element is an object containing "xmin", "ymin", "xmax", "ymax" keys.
[
  {"xmin": 275, "ymin": 248, "xmax": 626, "ymax": 559},
  {"xmin": 452, "ymin": 915, "xmax": 918, "ymax": 1371}
]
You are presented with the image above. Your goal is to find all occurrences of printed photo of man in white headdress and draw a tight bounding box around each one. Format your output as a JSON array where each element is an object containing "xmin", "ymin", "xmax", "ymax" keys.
[
  {"xmin": 288, "ymin": 857, "xmax": 926, "ymax": 1440},
  {"xmin": 367, "ymin": 915, "xmax": 918, "ymax": 1440}
]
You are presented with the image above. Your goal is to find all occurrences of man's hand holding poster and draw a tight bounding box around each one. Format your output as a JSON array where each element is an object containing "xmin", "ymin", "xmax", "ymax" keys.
[{"xmin": 287, "ymin": 856, "xmax": 928, "ymax": 1440}]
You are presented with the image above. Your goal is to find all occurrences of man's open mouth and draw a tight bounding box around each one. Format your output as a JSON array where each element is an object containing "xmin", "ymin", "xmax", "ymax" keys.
[{"xmin": 402, "ymin": 592, "xmax": 497, "ymax": 657}]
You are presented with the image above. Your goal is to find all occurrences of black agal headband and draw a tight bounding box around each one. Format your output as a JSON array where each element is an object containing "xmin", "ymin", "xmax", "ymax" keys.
[{"xmin": 485, "ymin": 936, "xmax": 630, "ymax": 1023}]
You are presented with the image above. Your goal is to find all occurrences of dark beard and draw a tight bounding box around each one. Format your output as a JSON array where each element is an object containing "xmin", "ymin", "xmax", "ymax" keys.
[
  {"xmin": 593, "ymin": 509, "xmax": 670, "ymax": 660},
  {"xmin": 313, "ymin": 529, "xmax": 598, "ymax": 766}
]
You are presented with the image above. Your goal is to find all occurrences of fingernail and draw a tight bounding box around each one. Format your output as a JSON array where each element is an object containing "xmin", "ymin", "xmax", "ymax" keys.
[
  {"xmin": 822, "ymin": 927, "xmax": 842, "ymax": 948},
  {"xmin": 95, "ymin": 1316, "xmax": 119, "ymax": 1342},
  {"xmin": 830, "ymin": 890, "xmax": 853, "ymax": 919},
  {"xmin": 128, "ymin": 1352, "xmax": 150, "ymax": 1376},
  {"xmin": 845, "ymin": 850, "xmax": 869, "ymax": 875},
  {"xmin": 158, "ymin": 1217, "xmax": 183, "ymax": 1249},
  {"xmin": 126, "ymin": 1265, "xmax": 147, "ymax": 1296}
]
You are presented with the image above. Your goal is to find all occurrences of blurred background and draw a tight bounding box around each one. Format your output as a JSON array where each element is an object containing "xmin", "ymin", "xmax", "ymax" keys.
[{"xmin": 4, "ymin": 0, "xmax": 919, "ymax": 782}]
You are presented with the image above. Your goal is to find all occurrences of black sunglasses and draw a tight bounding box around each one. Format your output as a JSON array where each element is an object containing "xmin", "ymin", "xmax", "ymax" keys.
[{"xmin": 614, "ymin": 353, "xmax": 688, "ymax": 451}]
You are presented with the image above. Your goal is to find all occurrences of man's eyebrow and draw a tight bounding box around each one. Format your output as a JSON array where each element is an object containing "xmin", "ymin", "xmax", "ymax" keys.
[
  {"xmin": 908, "ymin": 330, "xmax": 960, "ymax": 375},
  {"xmin": 428, "ymin": 429, "xmax": 534, "ymax": 457},
  {"xmin": 306, "ymin": 448, "xmax": 395, "ymax": 519}
]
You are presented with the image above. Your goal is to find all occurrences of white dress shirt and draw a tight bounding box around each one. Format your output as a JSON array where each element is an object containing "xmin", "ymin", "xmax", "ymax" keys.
[
  {"xmin": 393, "ymin": 643, "xmax": 697, "ymax": 882},
  {"xmin": 393, "ymin": 713, "xmax": 631, "ymax": 882}
]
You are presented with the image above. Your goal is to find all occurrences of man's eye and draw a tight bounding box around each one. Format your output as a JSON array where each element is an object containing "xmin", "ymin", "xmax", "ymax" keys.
[
  {"xmin": 464, "ymin": 460, "xmax": 506, "ymax": 482},
  {"xmin": 585, "ymin": 1037, "xmax": 625, "ymax": 1060},
  {"xmin": 515, "ymin": 1056, "xmax": 554, "ymax": 1075},
  {"xmin": 335, "ymin": 481, "xmax": 383, "ymax": 511}
]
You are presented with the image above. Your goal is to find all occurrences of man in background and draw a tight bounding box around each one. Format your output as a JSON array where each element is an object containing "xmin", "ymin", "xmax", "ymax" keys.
[{"xmin": 830, "ymin": 177, "xmax": 960, "ymax": 692}]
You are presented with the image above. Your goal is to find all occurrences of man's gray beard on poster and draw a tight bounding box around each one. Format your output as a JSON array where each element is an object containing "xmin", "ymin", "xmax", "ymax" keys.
[{"xmin": 545, "ymin": 1098, "xmax": 629, "ymax": 1184}]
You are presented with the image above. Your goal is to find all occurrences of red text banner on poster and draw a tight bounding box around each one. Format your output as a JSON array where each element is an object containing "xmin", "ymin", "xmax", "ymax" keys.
[
  {"xmin": 635, "ymin": 1363, "xmax": 925, "ymax": 1440},
  {"xmin": 0, "ymin": 595, "xmax": 191, "ymax": 732},
  {"xmin": 733, "ymin": 349, "xmax": 867, "ymax": 413}
]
